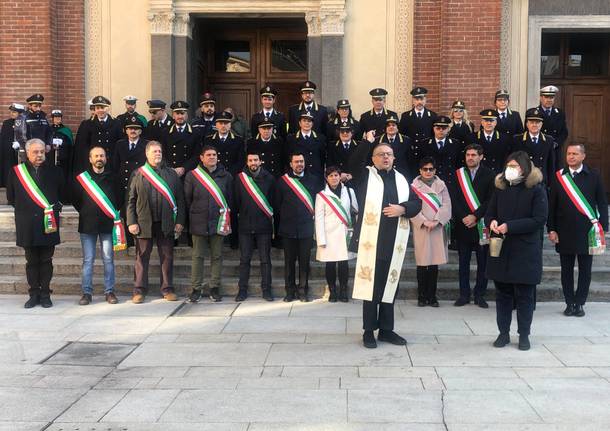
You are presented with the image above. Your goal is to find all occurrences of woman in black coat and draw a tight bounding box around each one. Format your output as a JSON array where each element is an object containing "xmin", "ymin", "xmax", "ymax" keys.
[{"xmin": 485, "ymin": 151, "xmax": 548, "ymax": 351}]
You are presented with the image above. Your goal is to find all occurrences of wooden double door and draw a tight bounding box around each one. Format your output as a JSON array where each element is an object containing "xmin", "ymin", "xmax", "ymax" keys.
[{"xmin": 199, "ymin": 19, "xmax": 308, "ymax": 129}]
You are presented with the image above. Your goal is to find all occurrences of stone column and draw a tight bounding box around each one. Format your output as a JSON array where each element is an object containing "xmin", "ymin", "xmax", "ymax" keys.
[
  {"xmin": 319, "ymin": 10, "xmax": 346, "ymax": 106},
  {"xmin": 306, "ymin": 12, "xmax": 322, "ymax": 98},
  {"xmin": 148, "ymin": 11, "xmax": 175, "ymax": 104}
]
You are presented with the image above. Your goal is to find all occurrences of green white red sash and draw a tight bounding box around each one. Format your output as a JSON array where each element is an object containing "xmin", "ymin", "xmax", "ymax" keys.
[
  {"xmin": 410, "ymin": 185, "xmax": 441, "ymax": 213},
  {"xmin": 13, "ymin": 163, "xmax": 57, "ymax": 234},
  {"xmin": 76, "ymin": 171, "xmax": 127, "ymax": 250},
  {"xmin": 318, "ymin": 190, "xmax": 352, "ymax": 247},
  {"xmin": 238, "ymin": 172, "xmax": 273, "ymax": 218},
  {"xmin": 281, "ymin": 174, "xmax": 314, "ymax": 215},
  {"xmin": 192, "ymin": 166, "xmax": 231, "ymax": 235},
  {"xmin": 456, "ymin": 167, "xmax": 490, "ymax": 245},
  {"xmin": 139, "ymin": 163, "xmax": 177, "ymax": 222},
  {"xmin": 555, "ymin": 169, "xmax": 606, "ymax": 255}
]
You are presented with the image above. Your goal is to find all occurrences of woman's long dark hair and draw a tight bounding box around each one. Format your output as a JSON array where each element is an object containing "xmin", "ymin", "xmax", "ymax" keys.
[{"xmin": 505, "ymin": 150, "xmax": 532, "ymax": 178}]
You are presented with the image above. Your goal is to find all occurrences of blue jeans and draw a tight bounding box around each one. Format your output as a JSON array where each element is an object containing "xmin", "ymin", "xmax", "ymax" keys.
[{"xmin": 80, "ymin": 233, "xmax": 115, "ymax": 294}]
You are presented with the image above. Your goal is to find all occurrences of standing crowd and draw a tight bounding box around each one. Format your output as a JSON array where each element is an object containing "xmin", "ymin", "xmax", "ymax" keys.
[{"xmin": 1, "ymin": 81, "xmax": 607, "ymax": 350}]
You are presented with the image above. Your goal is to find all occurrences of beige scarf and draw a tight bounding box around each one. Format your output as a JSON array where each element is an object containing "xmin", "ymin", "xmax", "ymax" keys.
[{"xmin": 352, "ymin": 166, "xmax": 411, "ymax": 303}]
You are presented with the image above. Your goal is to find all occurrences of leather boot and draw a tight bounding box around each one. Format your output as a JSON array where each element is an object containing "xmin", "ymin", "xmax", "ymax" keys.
[
  {"xmin": 428, "ymin": 266, "xmax": 439, "ymax": 307},
  {"xmin": 298, "ymin": 287, "xmax": 309, "ymax": 302},
  {"xmin": 338, "ymin": 285, "xmax": 348, "ymax": 302},
  {"xmin": 39, "ymin": 292, "xmax": 53, "ymax": 308},
  {"xmin": 283, "ymin": 287, "xmax": 296, "ymax": 302},
  {"xmin": 328, "ymin": 285, "xmax": 337, "ymax": 302},
  {"xmin": 24, "ymin": 293, "xmax": 40, "ymax": 309},
  {"xmin": 416, "ymin": 266, "xmax": 427, "ymax": 306}
]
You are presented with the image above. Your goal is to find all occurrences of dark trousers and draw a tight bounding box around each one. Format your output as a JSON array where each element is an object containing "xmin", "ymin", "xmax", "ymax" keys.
[
  {"xmin": 238, "ymin": 232, "xmax": 272, "ymax": 292},
  {"xmin": 495, "ymin": 281, "xmax": 536, "ymax": 336},
  {"xmin": 283, "ymin": 237, "xmax": 312, "ymax": 293},
  {"xmin": 457, "ymin": 241, "xmax": 488, "ymax": 299},
  {"xmin": 134, "ymin": 222, "xmax": 175, "ymax": 295},
  {"xmin": 363, "ymin": 259, "xmax": 396, "ymax": 331},
  {"xmin": 416, "ymin": 265, "xmax": 438, "ymax": 301},
  {"xmin": 325, "ymin": 260, "xmax": 349, "ymax": 287},
  {"xmin": 560, "ymin": 253, "xmax": 593, "ymax": 306},
  {"xmin": 23, "ymin": 246, "xmax": 55, "ymax": 296}
]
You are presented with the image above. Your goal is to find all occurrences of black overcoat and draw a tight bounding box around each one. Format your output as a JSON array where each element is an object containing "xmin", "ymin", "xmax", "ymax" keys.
[
  {"xmin": 72, "ymin": 168, "xmax": 118, "ymax": 234},
  {"xmin": 274, "ymin": 171, "xmax": 319, "ymax": 239}
]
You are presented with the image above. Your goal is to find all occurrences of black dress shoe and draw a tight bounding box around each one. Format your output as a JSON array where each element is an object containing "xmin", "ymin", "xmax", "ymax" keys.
[
  {"xmin": 417, "ymin": 299, "xmax": 427, "ymax": 307},
  {"xmin": 235, "ymin": 290, "xmax": 248, "ymax": 302},
  {"xmin": 24, "ymin": 295, "xmax": 39, "ymax": 309},
  {"xmin": 363, "ymin": 330, "xmax": 377, "ymax": 349},
  {"xmin": 378, "ymin": 330, "xmax": 407, "ymax": 345},
  {"xmin": 518, "ymin": 335, "xmax": 530, "ymax": 351},
  {"xmin": 40, "ymin": 295, "xmax": 53, "ymax": 308},
  {"xmin": 574, "ymin": 304, "xmax": 585, "ymax": 317},
  {"xmin": 476, "ymin": 298, "xmax": 489, "ymax": 309},
  {"xmin": 493, "ymin": 333, "xmax": 510, "ymax": 348},
  {"xmin": 262, "ymin": 290, "xmax": 274, "ymax": 302},
  {"xmin": 454, "ymin": 297, "xmax": 469, "ymax": 306},
  {"xmin": 328, "ymin": 286, "xmax": 337, "ymax": 302},
  {"xmin": 283, "ymin": 291, "xmax": 295, "ymax": 302},
  {"xmin": 563, "ymin": 304, "xmax": 575, "ymax": 316},
  {"xmin": 189, "ymin": 289, "xmax": 202, "ymax": 303},
  {"xmin": 79, "ymin": 294, "xmax": 92, "ymax": 306},
  {"xmin": 209, "ymin": 288, "xmax": 222, "ymax": 302},
  {"xmin": 429, "ymin": 299, "xmax": 439, "ymax": 308}
]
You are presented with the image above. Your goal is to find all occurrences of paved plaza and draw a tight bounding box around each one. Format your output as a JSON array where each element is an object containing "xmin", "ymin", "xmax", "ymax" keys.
[{"xmin": 1, "ymin": 294, "xmax": 610, "ymax": 430}]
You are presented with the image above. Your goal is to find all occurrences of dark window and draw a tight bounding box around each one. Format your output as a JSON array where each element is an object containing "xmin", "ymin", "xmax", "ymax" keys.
[
  {"xmin": 215, "ymin": 40, "xmax": 251, "ymax": 72},
  {"xmin": 566, "ymin": 33, "xmax": 609, "ymax": 77},
  {"xmin": 271, "ymin": 40, "xmax": 307, "ymax": 72},
  {"xmin": 541, "ymin": 33, "xmax": 561, "ymax": 77}
]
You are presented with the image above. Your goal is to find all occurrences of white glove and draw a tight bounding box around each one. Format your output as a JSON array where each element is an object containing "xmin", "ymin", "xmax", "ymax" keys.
[
  {"xmin": 52, "ymin": 138, "xmax": 63, "ymax": 147},
  {"xmin": 12, "ymin": 141, "xmax": 20, "ymax": 150}
]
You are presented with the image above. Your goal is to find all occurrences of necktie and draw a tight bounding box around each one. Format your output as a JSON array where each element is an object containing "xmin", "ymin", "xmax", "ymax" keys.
[
  {"xmin": 304, "ymin": 134, "xmax": 309, "ymax": 141},
  {"xmin": 417, "ymin": 112, "xmax": 422, "ymax": 119},
  {"xmin": 546, "ymin": 109, "xmax": 551, "ymax": 117},
  {"xmin": 389, "ymin": 138, "xmax": 394, "ymax": 145},
  {"xmin": 178, "ymin": 126, "xmax": 183, "ymax": 133},
  {"xmin": 344, "ymin": 142, "xmax": 349, "ymax": 150},
  {"xmin": 220, "ymin": 137, "xmax": 226, "ymax": 144},
  {"xmin": 572, "ymin": 171, "xmax": 577, "ymax": 178},
  {"xmin": 129, "ymin": 142, "xmax": 135, "ymax": 151},
  {"xmin": 486, "ymin": 135, "xmax": 492, "ymax": 144},
  {"xmin": 500, "ymin": 113, "xmax": 506, "ymax": 120},
  {"xmin": 438, "ymin": 140, "xmax": 444, "ymax": 149},
  {"xmin": 306, "ymin": 106, "xmax": 312, "ymax": 113},
  {"xmin": 471, "ymin": 170, "xmax": 476, "ymax": 181},
  {"xmin": 265, "ymin": 112, "xmax": 271, "ymax": 119},
  {"xmin": 532, "ymin": 136, "xmax": 537, "ymax": 145}
]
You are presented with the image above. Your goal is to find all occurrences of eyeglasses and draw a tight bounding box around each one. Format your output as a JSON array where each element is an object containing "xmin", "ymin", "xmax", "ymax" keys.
[
  {"xmin": 420, "ymin": 167, "xmax": 435, "ymax": 172},
  {"xmin": 453, "ymin": 109, "xmax": 464, "ymax": 113},
  {"xmin": 373, "ymin": 152, "xmax": 394, "ymax": 157}
]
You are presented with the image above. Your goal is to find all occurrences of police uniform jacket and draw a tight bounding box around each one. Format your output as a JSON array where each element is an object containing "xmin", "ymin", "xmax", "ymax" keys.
[
  {"xmin": 449, "ymin": 121, "xmax": 474, "ymax": 166},
  {"xmin": 376, "ymin": 133, "xmax": 411, "ymax": 179},
  {"xmin": 476, "ymin": 130, "xmax": 511, "ymax": 174},
  {"xmin": 49, "ymin": 125, "xmax": 73, "ymax": 180},
  {"xmin": 234, "ymin": 168, "xmax": 275, "ymax": 234},
  {"xmin": 191, "ymin": 114, "xmax": 218, "ymax": 144},
  {"xmin": 275, "ymin": 171, "xmax": 319, "ymax": 239},
  {"xmin": 246, "ymin": 135, "xmax": 284, "ymax": 178},
  {"xmin": 1, "ymin": 118, "xmax": 17, "ymax": 186},
  {"xmin": 184, "ymin": 163, "xmax": 234, "ymax": 237},
  {"xmin": 73, "ymin": 116, "xmax": 123, "ymax": 175},
  {"xmin": 548, "ymin": 164, "xmax": 608, "ymax": 255},
  {"xmin": 359, "ymin": 108, "xmax": 398, "ymax": 137},
  {"xmin": 144, "ymin": 115, "xmax": 173, "ymax": 143},
  {"xmin": 25, "ymin": 110, "xmax": 52, "ymax": 146},
  {"xmin": 328, "ymin": 138, "xmax": 359, "ymax": 175},
  {"xmin": 116, "ymin": 111, "xmax": 147, "ymax": 131},
  {"xmin": 285, "ymin": 131, "xmax": 326, "ymax": 181},
  {"xmin": 398, "ymin": 108, "xmax": 437, "ymax": 141},
  {"xmin": 111, "ymin": 137, "xmax": 148, "ymax": 208},
  {"xmin": 161, "ymin": 123, "xmax": 198, "ymax": 172},
  {"xmin": 72, "ymin": 167, "xmax": 118, "ymax": 234},
  {"xmin": 250, "ymin": 110, "xmax": 287, "ymax": 140},
  {"xmin": 204, "ymin": 131, "xmax": 245, "ymax": 175},
  {"xmin": 494, "ymin": 109, "xmax": 524, "ymax": 137},
  {"xmin": 326, "ymin": 117, "xmax": 361, "ymax": 142},
  {"xmin": 421, "ymin": 137, "xmax": 459, "ymax": 187},
  {"xmin": 511, "ymin": 132, "xmax": 555, "ymax": 184},
  {"xmin": 6, "ymin": 161, "xmax": 65, "ymax": 247},
  {"xmin": 449, "ymin": 165, "xmax": 495, "ymax": 244},
  {"xmin": 288, "ymin": 102, "xmax": 328, "ymax": 136},
  {"xmin": 538, "ymin": 104, "xmax": 568, "ymax": 167}
]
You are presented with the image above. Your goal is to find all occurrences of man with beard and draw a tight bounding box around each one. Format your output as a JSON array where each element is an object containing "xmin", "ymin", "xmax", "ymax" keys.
[
  {"xmin": 144, "ymin": 99, "xmax": 173, "ymax": 143},
  {"xmin": 162, "ymin": 101, "xmax": 199, "ymax": 177},
  {"xmin": 288, "ymin": 81, "xmax": 328, "ymax": 136},
  {"xmin": 116, "ymin": 95, "xmax": 147, "ymax": 132},
  {"xmin": 246, "ymin": 119, "xmax": 284, "ymax": 178},
  {"xmin": 359, "ymin": 88, "xmax": 398, "ymax": 137},
  {"xmin": 192, "ymin": 92, "xmax": 218, "ymax": 144}
]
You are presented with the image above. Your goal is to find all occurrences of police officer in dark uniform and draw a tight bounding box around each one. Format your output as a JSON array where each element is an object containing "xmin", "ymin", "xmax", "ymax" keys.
[
  {"xmin": 399, "ymin": 87, "xmax": 437, "ymax": 142},
  {"xmin": 246, "ymin": 119, "xmax": 284, "ymax": 178},
  {"xmin": 375, "ymin": 115, "xmax": 411, "ymax": 179},
  {"xmin": 24, "ymin": 94, "xmax": 53, "ymax": 148},
  {"xmin": 116, "ymin": 95, "xmax": 147, "ymax": 131},
  {"xmin": 512, "ymin": 108, "xmax": 555, "ymax": 184},
  {"xmin": 493, "ymin": 89, "xmax": 524, "ymax": 138},
  {"xmin": 327, "ymin": 99, "xmax": 361, "ymax": 143},
  {"xmin": 288, "ymin": 81, "xmax": 328, "ymax": 136},
  {"xmin": 476, "ymin": 109, "xmax": 512, "ymax": 174},
  {"xmin": 359, "ymin": 88, "xmax": 398, "ymax": 137},
  {"xmin": 250, "ymin": 84, "xmax": 287, "ymax": 140},
  {"xmin": 328, "ymin": 123, "xmax": 359, "ymax": 184},
  {"xmin": 73, "ymin": 95, "xmax": 123, "ymax": 175},
  {"xmin": 448, "ymin": 100, "xmax": 475, "ymax": 165},
  {"xmin": 537, "ymin": 85, "xmax": 568, "ymax": 169},
  {"xmin": 49, "ymin": 110, "xmax": 73, "ymax": 181},
  {"xmin": 161, "ymin": 101, "xmax": 198, "ymax": 178},
  {"xmin": 285, "ymin": 111, "xmax": 326, "ymax": 187},
  {"xmin": 204, "ymin": 111, "xmax": 245, "ymax": 176},
  {"xmin": 421, "ymin": 115, "xmax": 459, "ymax": 187},
  {"xmin": 191, "ymin": 92, "xmax": 218, "ymax": 144},
  {"xmin": 1, "ymin": 103, "xmax": 26, "ymax": 185},
  {"xmin": 144, "ymin": 99, "xmax": 173, "ymax": 143}
]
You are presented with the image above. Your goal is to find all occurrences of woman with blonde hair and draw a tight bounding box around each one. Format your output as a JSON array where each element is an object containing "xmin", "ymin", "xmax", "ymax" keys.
[{"xmin": 448, "ymin": 100, "xmax": 475, "ymax": 165}]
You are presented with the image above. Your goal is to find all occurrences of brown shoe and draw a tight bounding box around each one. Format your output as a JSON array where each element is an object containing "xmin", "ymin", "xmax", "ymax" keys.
[
  {"xmin": 132, "ymin": 293, "xmax": 145, "ymax": 304},
  {"xmin": 105, "ymin": 292, "xmax": 118, "ymax": 304},
  {"xmin": 79, "ymin": 294, "xmax": 92, "ymax": 306},
  {"xmin": 163, "ymin": 292, "xmax": 178, "ymax": 301}
]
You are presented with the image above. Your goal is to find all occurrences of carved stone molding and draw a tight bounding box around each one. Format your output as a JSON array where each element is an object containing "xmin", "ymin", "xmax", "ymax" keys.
[
  {"xmin": 320, "ymin": 10, "xmax": 347, "ymax": 35},
  {"xmin": 85, "ymin": 0, "xmax": 103, "ymax": 99},
  {"xmin": 173, "ymin": 13, "xmax": 191, "ymax": 37},
  {"xmin": 148, "ymin": 11, "xmax": 176, "ymax": 35},
  {"xmin": 305, "ymin": 11, "xmax": 321, "ymax": 36},
  {"xmin": 500, "ymin": 0, "xmax": 511, "ymax": 91},
  {"xmin": 394, "ymin": 0, "xmax": 414, "ymax": 113}
]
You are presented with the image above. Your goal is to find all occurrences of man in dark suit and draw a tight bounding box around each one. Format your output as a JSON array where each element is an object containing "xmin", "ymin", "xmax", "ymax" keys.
[
  {"xmin": 204, "ymin": 111, "xmax": 245, "ymax": 176},
  {"xmin": 476, "ymin": 109, "xmax": 512, "ymax": 174},
  {"xmin": 548, "ymin": 143, "xmax": 608, "ymax": 317},
  {"xmin": 250, "ymin": 84, "xmax": 287, "ymax": 140},
  {"xmin": 451, "ymin": 144, "xmax": 496, "ymax": 307},
  {"xmin": 144, "ymin": 99, "xmax": 173, "ymax": 143},
  {"xmin": 275, "ymin": 152, "xmax": 320, "ymax": 302},
  {"xmin": 512, "ymin": 108, "xmax": 555, "ymax": 184},
  {"xmin": 246, "ymin": 119, "xmax": 284, "ymax": 178},
  {"xmin": 328, "ymin": 123, "xmax": 359, "ymax": 184},
  {"xmin": 24, "ymin": 94, "xmax": 53, "ymax": 149},
  {"xmin": 375, "ymin": 115, "xmax": 411, "ymax": 179},
  {"xmin": 161, "ymin": 101, "xmax": 199, "ymax": 177},
  {"xmin": 285, "ymin": 111, "xmax": 326, "ymax": 186},
  {"xmin": 493, "ymin": 89, "xmax": 524, "ymax": 138},
  {"xmin": 116, "ymin": 96, "xmax": 147, "ymax": 132},
  {"xmin": 399, "ymin": 87, "xmax": 437, "ymax": 176},
  {"xmin": 287, "ymin": 80, "xmax": 328, "ymax": 136},
  {"xmin": 191, "ymin": 92, "xmax": 218, "ymax": 144},
  {"xmin": 359, "ymin": 88, "xmax": 398, "ymax": 137},
  {"xmin": 537, "ymin": 85, "xmax": 568, "ymax": 169},
  {"xmin": 421, "ymin": 115, "xmax": 459, "ymax": 187}
]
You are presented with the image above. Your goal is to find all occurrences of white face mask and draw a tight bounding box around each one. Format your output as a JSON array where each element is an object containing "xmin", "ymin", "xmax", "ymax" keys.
[{"xmin": 504, "ymin": 166, "xmax": 521, "ymax": 182}]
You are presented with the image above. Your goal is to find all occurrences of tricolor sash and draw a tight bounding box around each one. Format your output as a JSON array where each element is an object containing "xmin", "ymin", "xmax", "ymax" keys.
[
  {"xmin": 456, "ymin": 167, "xmax": 490, "ymax": 245},
  {"xmin": 281, "ymin": 174, "xmax": 314, "ymax": 215},
  {"xmin": 318, "ymin": 190, "xmax": 352, "ymax": 246},
  {"xmin": 238, "ymin": 172, "xmax": 273, "ymax": 218},
  {"xmin": 76, "ymin": 171, "xmax": 127, "ymax": 250},
  {"xmin": 410, "ymin": 186, "xmax": 441, "ymax": 213},
  {"xmin": 192, "ymin": 166, "xmax": 231, "ymax": 235},
  {"xmin": 13, "ymin": 164, "xmax": 58, "ymax": 234},
  {"xmin": 139, "ymin": 163, "xmax": 177, "ymax": 222},
  {"xmin": 555, "ymin": 169, "xmax": 606, "ymax": 255}
]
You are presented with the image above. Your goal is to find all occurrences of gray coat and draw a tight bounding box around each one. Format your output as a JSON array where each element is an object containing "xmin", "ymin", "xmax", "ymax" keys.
[{"xmin": 126, "ymin": 162, "xmax": 186, "ymax": 238}]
